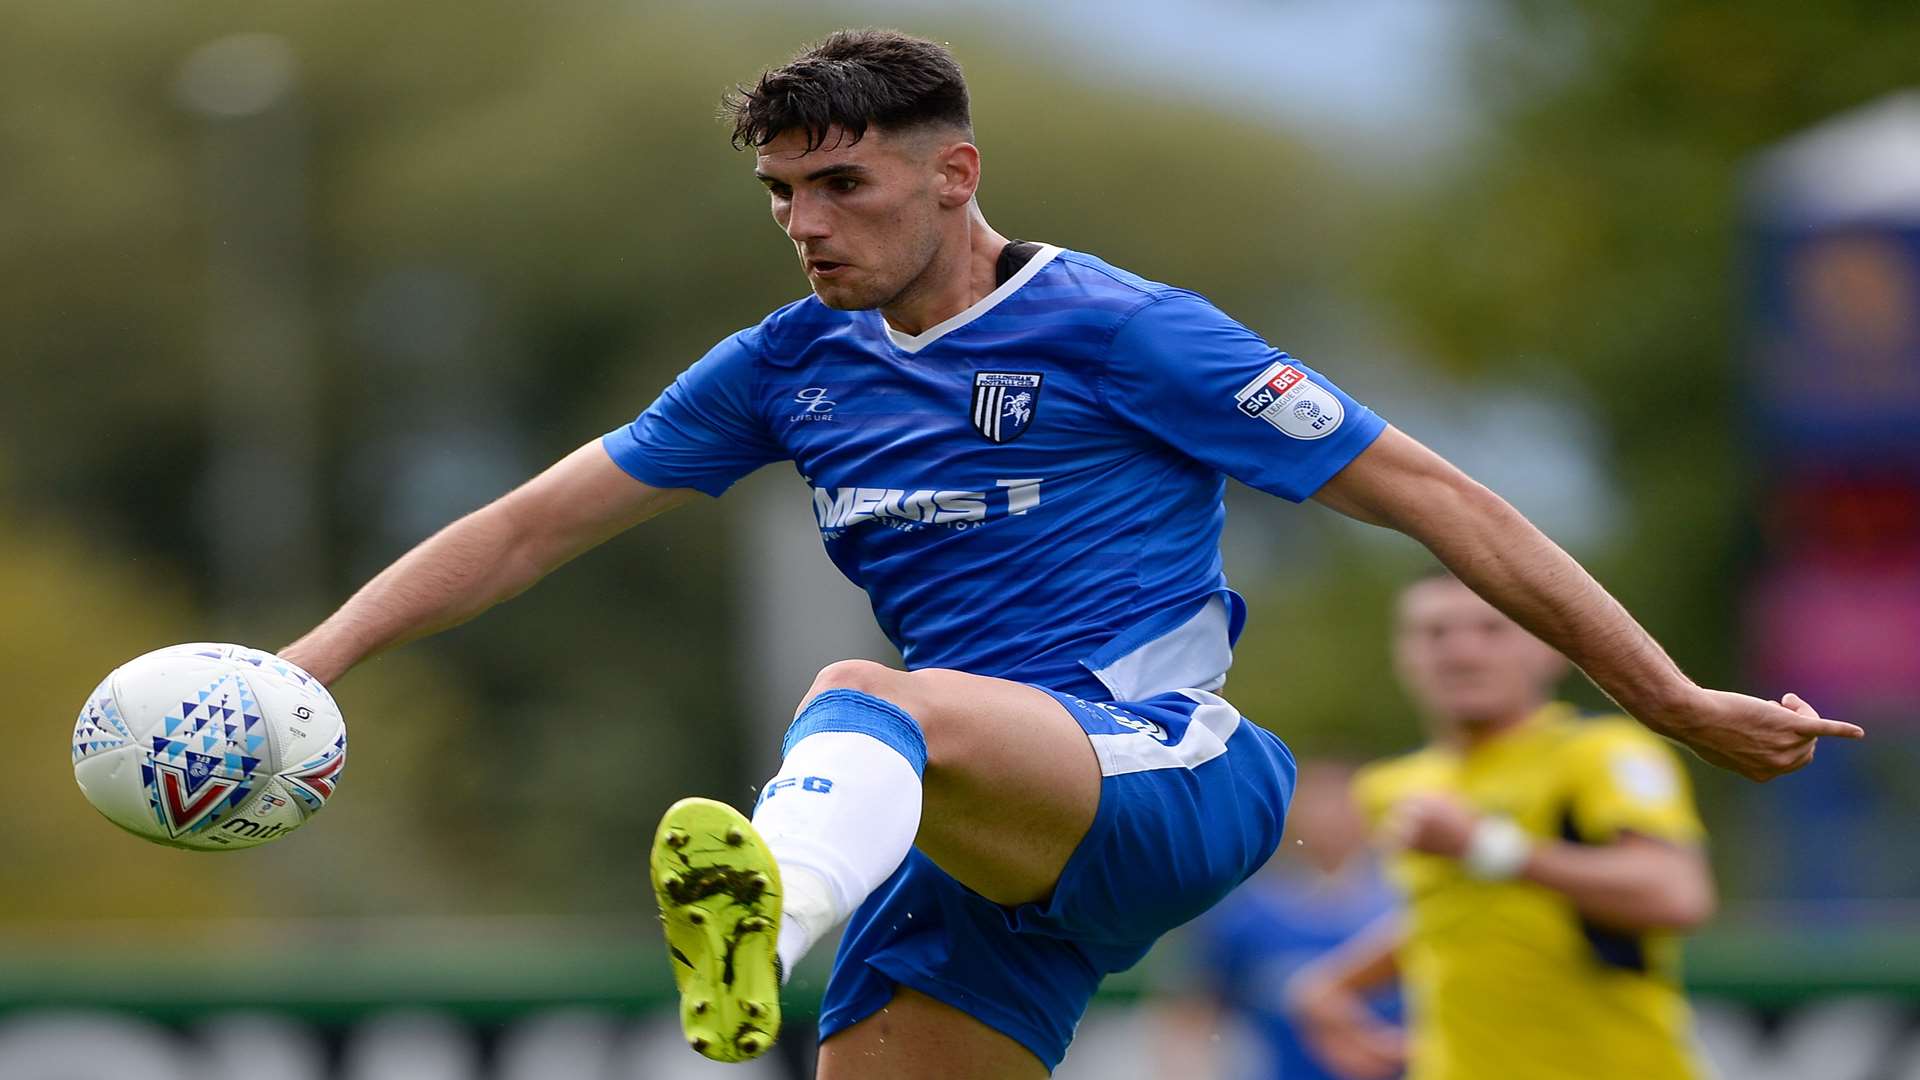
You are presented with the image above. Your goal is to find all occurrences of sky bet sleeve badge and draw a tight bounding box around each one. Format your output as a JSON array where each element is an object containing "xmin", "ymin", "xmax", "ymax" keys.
[
  {"xmin": 1233, "ymin": 361, "xmax": 1345, "ymax": 440},
  {"xmin": 972, "ymin": 371, "xmax": 1043, "ymax": 443}
]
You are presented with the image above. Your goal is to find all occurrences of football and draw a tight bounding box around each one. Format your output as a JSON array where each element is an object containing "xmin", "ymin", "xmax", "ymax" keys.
[{"xmin": 71, "ymin": 643, "xmax": 347, "ymax": 851}]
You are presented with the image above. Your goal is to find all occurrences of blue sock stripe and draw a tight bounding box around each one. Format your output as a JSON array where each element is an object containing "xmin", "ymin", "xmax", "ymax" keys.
[{"xmin": 783, "ymin": 688, "xmax": 928, "ymax": 778}]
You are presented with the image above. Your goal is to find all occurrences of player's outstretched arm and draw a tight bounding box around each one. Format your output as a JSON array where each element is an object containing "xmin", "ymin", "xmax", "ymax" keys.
[
  {"xmin": 280, "ymin": 441, "xmax": 696, "ymax": 686},
  {"xmin": 1285, "ymin": 915, "xmax": 1406, "ymax": 1080},
  {"xmin": 1312, "ymin": 426, "xmax": 1863, "ymax": 781}
]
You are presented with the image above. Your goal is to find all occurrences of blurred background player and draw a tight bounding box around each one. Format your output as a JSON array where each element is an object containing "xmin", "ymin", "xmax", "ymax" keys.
[
  {"xmin": 1157, "ymin": 759, "xmax": 1401, "ymax": 1080},
  {"xmin": 1288, "ymin": 570, "xmax": 1718, "ymax": 1080}
]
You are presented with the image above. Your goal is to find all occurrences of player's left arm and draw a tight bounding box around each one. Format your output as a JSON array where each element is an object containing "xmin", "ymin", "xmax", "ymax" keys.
[
  {"xmin": 1284, "ymin": 915, "xmax": 1407, "ymax": 1080},
  {"xmin": 1311, "ymin": 425, "xmax": 1863, "ymax": 781},
  {"xmin": 1523, "ymin": 836, "xmax": 1714, "ymax": 931},
  {"xmin": 1392, "ymin": 795, "xmax": 1714, "ymax": 931},
  {"xmin": 1395, "ymin": 726, "xmax": 1716, "ymax": 930}
]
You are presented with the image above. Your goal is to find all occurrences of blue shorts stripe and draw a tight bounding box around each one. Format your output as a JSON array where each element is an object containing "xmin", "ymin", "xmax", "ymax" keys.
[{"xmin": 1043, "ymin": 688, "xmax": 1244, "ymax": 777}]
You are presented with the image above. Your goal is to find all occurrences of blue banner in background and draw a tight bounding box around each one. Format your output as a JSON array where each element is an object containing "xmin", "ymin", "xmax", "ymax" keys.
[
  {"xmin": 1740, "ymin": 96, "xmax": 1920, "ymax": 905},
  {"xmin": 1747, "ymin": 225, "xmax": 1920, "ymax": 462}
]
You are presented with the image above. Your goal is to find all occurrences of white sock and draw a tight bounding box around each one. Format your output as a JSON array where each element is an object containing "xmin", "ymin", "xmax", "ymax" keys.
[{"xmin": 751, "ymin": 693, "xmax": 926, "ymax": 980}]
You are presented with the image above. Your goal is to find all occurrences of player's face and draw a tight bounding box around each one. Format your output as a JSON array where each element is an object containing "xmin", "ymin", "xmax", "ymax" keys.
[
  {"xmin": 755, "ymin": 125, "xmax": 950, "ymax": 311},
  {"xmin": 1393, "ymin": 578, "xmax": 1567, "ymax": 735}
]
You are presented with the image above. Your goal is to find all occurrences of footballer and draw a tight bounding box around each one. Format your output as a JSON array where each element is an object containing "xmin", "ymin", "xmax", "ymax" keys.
[
  {"xmin": 1289, "ymin": 571, "xmax": 1719, "ymax": 1080},
  {"xmin": 282, "ymin": 31, "xmax": 1860, "ymax": 1078}
]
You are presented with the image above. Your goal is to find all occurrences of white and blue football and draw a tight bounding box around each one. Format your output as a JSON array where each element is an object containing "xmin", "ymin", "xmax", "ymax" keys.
[{"xmin": 72, "ymin": 643, "xmax": 347, "ymax": 851}]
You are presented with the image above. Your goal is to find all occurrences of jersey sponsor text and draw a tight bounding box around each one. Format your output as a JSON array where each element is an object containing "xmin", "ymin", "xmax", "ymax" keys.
[{"xmin": 812, "ymin": 479, "xmax": 1043, "ymax": 531}]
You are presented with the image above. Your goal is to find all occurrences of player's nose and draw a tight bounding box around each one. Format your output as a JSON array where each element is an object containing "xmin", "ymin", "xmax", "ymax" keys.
[{"xmin": 784, "ymin": 191, "xmax": 831, "ymax": 243}]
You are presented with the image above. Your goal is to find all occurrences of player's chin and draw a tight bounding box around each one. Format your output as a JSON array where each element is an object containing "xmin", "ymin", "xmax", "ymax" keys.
[
  {"xmin": 808, "ymin": 275, "xmax": 886, "ymax": 311},
  {"xmin": 1450, "ymin": 698, "xmax": 1526, "ymax": 729}
]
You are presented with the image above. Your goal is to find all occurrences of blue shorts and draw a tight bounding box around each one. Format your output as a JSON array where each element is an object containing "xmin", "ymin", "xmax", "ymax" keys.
[{"xmin": 815, "ymin": 687, "xmax": 1296, "ymax": 1070}]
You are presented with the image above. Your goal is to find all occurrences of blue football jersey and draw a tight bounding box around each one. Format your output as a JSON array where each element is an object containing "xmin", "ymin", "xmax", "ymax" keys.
[{"xmin": 603, "ymin": 246, "xmax": 1386, "ymax": 700}]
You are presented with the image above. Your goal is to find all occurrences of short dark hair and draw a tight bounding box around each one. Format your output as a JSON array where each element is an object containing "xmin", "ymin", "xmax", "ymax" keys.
[{"xmin": 724, "ymin": 30, "xmax": 972, "ymax": 152}]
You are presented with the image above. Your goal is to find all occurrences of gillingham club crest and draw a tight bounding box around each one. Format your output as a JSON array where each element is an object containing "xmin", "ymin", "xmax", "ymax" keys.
[{"xmin": 971, "ymin": 371, "xmax": 1043, "ymax": 444}]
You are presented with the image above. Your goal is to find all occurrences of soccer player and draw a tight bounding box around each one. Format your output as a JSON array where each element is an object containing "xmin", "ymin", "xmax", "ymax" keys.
[
  {"xmin": 1288, "ymin": 571, "xmax": 1720, "ymax": 1080},
  {"xmin": 1157, "ymin": 759, "xmax": 1401, "ymax": 1080},
  {"xmin": 280, "ymin": 30, "xmax": 1859, "ymax": 1079}
]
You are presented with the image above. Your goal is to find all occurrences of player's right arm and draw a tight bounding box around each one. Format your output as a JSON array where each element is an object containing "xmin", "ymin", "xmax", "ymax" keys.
[
  {"xmin": 283, "ymin": 325, "xmax": 783, "ymax": 686},
  {"xmin": 281, "ymin": 444, "xmax": 697, "ymax": 685},
  {"xmin": 1102, "ymin": 291, "xmax": 1860, "ymax": 780},
  {"xmin": 1284, "ymin": 915, "xmax": 1407, "ymax": 1080}
]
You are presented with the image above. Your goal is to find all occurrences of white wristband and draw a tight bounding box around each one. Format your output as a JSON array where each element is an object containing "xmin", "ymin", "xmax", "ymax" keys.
[{"xmin": 1463, "ymin": 816, "xmax": 1532, "ymax": 880}]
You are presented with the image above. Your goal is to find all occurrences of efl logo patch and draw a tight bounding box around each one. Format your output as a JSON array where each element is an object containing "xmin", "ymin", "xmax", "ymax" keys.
[
  {"xmin": 1234, "ymin": 362, "xmax": 1344, "ymax": 440},
  {"xmin": 971, "ymin": 371, "xmax": 1043, "ymax": 444}
]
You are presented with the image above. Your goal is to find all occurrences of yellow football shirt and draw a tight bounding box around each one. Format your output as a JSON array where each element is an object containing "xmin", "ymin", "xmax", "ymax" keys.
[{"xmin": 1353, "ymin": 704, "xmax": 1710, "ymax": 1080}]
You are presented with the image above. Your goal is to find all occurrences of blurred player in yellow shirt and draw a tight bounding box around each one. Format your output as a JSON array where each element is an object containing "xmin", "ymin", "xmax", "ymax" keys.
[{"xmin": 1288, "ymin": 570, "xmax": 1716, "ymax": 1080}]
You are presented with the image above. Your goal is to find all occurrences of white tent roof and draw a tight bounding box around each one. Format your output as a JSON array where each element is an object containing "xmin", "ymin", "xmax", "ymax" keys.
[{"xmin": 1750, "ymin": 90, "xmax": 1920, "ymax": 225}]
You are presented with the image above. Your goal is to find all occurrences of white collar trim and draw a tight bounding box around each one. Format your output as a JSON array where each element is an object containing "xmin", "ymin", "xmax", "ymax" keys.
[{"xmin": 883, "ymin": 244, "xmax": 1062, "ymax": 354}]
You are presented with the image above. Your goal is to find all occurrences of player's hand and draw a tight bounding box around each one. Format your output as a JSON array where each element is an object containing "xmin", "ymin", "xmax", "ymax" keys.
[
  {"xmin": 1287, "ymin": 975, "xmax": 1407, "ymax": 1080},
  {"xmin": 1384, "ymin": 793, "xmax": 1478, "ymax": 858},
  {"xmin": 1657, "ymin": 688, "xmax": 1862, "ymax": 782},
  {"xmin": 275, "ymin": 642, "xmax": 349, "ymax": 688}
]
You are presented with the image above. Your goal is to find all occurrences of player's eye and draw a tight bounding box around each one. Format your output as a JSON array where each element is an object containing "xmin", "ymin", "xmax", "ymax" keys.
[{"xmin": 827, "ymin": 177, "xmax": 859, "ymax": 193}]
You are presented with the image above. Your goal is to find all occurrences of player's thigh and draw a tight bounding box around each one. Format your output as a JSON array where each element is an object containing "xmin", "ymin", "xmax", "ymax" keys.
[
  {"xmin": 815, "ymin": 986, "xmax": 1050, "ymax": 1080},
  {"xmin": 802, "ymin": 661, "xmax": 1100, "ymax": 908}
]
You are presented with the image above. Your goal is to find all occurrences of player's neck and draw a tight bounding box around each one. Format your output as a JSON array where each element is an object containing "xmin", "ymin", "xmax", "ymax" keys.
[
  {"xmin": 1449, "ymin": 701, "xmax": 1548, "ymax": 751},
  {"xmin": 879, "ymin": 207, "xmax": 1010, "ymax": 336}
]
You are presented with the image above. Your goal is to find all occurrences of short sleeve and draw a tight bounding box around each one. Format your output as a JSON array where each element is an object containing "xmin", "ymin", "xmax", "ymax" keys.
[
  {"xmin": 601, "ymin": 329, "xmax": 785, "ymax": 497},
  {"xmin": 1103, "ymin": 292, "xmax": 1387, "ymax": 501},
  {"xmin": 1566, "ymin": 724, "xmax": 1706, "ymax": 845}
]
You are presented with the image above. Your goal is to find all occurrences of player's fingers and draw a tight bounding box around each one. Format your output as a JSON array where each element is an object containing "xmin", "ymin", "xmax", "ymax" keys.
[
  {"xmin": 1310, "ymin": 1030, "xmax": 1375, "ymax": 1076},
  {"xmin": 1326, "ymin": 1041, "xmax": 1400, "ymax": 1080},
  {"xmin": 1381, "ymin": 802, "xmax": 1421, "ymax": 846},
  {"xmin": 1359, "ymin": 1026, "xmax": 1407, "ymax": 1060},
  {"xmin": 1377, "ymin": 811, "xmax": 1406, "ymax": 847},
  {"xmin": 1795, "ymin": 715, "xmax": 1865, "ymax": 739},
  {"xmin": 1777, "ymin": 692, "xmax": 1861, "ymax": 736},
  {"xmin": 1350, "ymin": 1039, "xmax": 1408, "ymax": 1080}
]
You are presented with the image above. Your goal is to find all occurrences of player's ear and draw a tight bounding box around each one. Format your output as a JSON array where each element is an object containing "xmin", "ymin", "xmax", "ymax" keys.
[{"xmin": 933, "ymin": 140, "xmax": 980, "ymax": 208}]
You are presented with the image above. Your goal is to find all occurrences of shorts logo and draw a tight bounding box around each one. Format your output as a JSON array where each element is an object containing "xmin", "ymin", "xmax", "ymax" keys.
[
  {"xmin": 971, "ymin": 372, "xmax": 1043, "ymax": 444},
  {"xmin": 1093, "ymin": 702, "xmax": 1170, "ymax": 742},
  {"xmin": 1234, "ymin": 361, "xmax": 1344, "ymax": 440}
]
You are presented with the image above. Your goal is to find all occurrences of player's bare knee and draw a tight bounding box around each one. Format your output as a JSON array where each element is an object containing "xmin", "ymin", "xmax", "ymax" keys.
[
  {"xmin": 803, "ymin": 659, "xmax": 911, "ymax": 711},
  {"xmin": 799, "ymin": 663, "xmax": 976, "ymax": 767}
]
